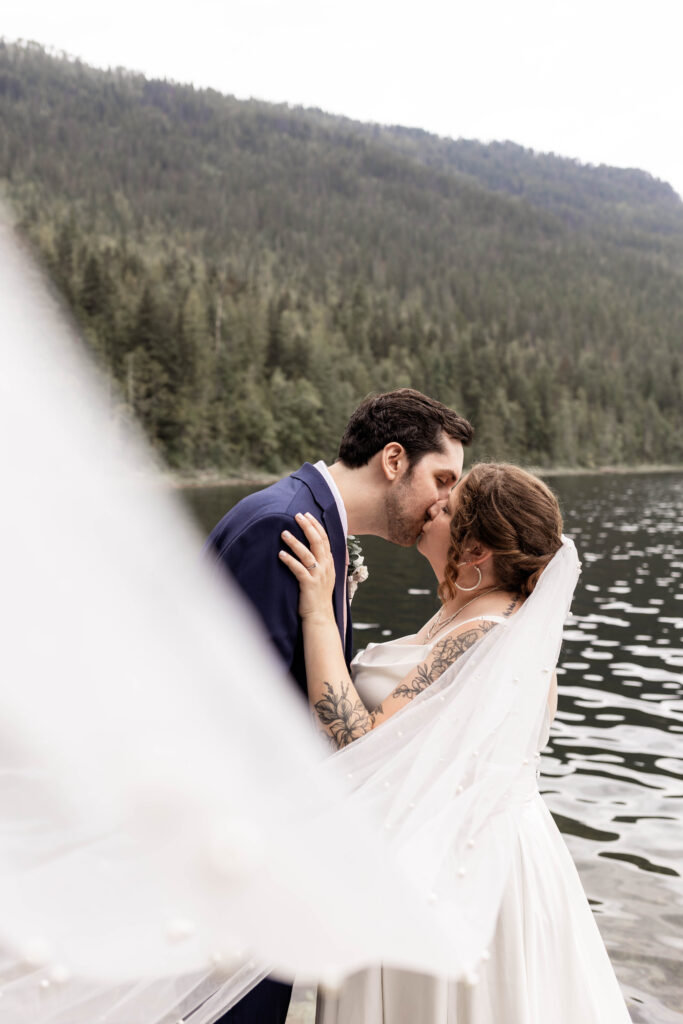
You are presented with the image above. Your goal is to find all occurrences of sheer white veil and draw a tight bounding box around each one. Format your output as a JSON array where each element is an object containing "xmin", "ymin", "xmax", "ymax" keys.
[{"xmin": 0, "ymin": 209, "xmax": 580, "ymax": 1023}]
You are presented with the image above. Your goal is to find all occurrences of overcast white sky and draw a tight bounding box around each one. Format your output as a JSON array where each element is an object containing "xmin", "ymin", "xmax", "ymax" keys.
[{"xmin": 4, "ymin": 0, "xmax": 683, "ymax": 198}]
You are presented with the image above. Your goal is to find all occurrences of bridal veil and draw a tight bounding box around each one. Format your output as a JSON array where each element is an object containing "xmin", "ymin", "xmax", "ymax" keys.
[{"xmin": 0, "ymin": 210, "xmax": 580, "ymax": 1023}]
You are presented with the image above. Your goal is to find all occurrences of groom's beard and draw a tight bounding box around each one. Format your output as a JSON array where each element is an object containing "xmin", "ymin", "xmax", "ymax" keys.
[{"xmin": 384, "ymin": 485, "xmax": 426, "ymax": 547}]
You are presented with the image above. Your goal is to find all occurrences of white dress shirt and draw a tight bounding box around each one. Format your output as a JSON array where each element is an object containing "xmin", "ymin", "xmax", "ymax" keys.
[{"xmin": 313, "ymin": 460, "xmax": 348, "ymax": 539}]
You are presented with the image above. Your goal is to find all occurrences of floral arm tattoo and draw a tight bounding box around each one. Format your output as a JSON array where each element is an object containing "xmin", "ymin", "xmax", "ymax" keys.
[
  {"xmin": 313, "ymin": 621, "xmax": 497, "ymax": 749},
  {"xmin": 394, "ymin": 622, "xmax": 496, "ymax": 700},
  {"xmin": 313, "ymin": 682, "xmax": 383, "ymax": 748}
]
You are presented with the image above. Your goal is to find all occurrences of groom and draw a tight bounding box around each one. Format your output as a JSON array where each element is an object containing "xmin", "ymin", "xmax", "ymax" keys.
[{"xmin": 204, "ymin": 387, "xmax": 473, "ymax": 1024}]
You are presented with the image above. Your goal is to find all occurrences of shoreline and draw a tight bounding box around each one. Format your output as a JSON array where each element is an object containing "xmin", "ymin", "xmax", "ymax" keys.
[{"xmin": 164, "ymin": 463, "xmax": 683, "ymax": 490}]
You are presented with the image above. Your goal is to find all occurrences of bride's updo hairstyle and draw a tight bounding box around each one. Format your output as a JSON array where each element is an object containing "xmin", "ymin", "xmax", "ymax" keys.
[{"xmin": 440, "ymin": 463, "xmax": 563, "ymax": 602}]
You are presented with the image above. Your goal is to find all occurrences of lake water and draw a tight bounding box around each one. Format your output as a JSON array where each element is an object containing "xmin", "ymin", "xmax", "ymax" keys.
[{"xmin": 183, "ymin": 471, "xmax": 683, "ymax": 1023}]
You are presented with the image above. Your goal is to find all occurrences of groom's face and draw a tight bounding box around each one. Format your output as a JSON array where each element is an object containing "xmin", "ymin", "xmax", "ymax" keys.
[{"xmin": 385, "ymin": 436, "xmax": 464, "ymax": 546}]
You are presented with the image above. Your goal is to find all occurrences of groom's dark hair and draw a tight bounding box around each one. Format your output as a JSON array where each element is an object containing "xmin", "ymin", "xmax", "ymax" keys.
[{"xmin": 337, "ymin": 389, "xmax": 474, "ymax": 468}]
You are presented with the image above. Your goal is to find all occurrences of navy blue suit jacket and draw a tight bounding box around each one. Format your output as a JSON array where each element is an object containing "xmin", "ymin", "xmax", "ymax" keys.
[{"xmin": 204, "ymin": 463, "xmax": 353, "ymax": 696}]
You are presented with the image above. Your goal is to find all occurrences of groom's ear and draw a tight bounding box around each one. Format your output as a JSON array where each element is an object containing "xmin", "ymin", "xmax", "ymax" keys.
[{"xmin": 379, "ymin": 442, "xmax": 406, "ymax": 481}]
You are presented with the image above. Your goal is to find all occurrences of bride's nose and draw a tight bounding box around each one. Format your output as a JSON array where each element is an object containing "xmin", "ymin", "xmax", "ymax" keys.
[{"xmin": 426, "ymin": 501, "xmax": 444, "ymax": 521}]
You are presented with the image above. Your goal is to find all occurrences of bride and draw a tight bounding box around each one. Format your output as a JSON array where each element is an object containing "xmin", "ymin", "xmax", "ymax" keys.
[{"xmin": 280, "ymin": 462, "xmax": 632, "ymax": 1024}]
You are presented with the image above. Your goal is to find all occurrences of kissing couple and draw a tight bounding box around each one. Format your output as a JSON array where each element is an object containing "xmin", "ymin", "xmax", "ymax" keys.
[{"xmin": 205, "ymin": 388, "xmax": 631, "ymax": 1024}]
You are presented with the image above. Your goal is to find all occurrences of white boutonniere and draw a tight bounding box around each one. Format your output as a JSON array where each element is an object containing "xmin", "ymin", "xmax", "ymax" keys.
[{"xmin": 347, "ymin": 535, "xmax": 369, "ymax": 602}]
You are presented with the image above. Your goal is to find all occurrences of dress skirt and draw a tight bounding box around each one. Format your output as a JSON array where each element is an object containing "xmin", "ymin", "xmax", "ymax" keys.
[{"xmin": 316, "ymin": 793, "xmax": 631, "ymax": 1024}]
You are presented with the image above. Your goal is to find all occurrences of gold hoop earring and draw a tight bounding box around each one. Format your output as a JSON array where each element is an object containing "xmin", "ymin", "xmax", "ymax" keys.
[{"xmin": 455, "ymin": 563, "xmax": 482, "ymax": 592}]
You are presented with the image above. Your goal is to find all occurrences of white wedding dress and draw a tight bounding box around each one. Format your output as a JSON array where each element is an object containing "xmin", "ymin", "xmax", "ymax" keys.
[{"xmin": 316, "ymin": 619, "xmax": 632, "ymax": 1024}]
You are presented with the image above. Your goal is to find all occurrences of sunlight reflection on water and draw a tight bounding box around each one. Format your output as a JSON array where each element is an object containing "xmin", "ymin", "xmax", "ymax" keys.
[{"xmin": 539, "ymin": 473, "xmax": 683, "ymax": 1022}]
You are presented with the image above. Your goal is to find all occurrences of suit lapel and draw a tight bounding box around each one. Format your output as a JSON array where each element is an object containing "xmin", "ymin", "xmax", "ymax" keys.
[
  {"xmin": 291, "ymin": 464, "xmax": 349, "ymax": 659},
  {"xmin": 325, "ymin": 505, "xmax": 349, "ymax": 658},
  {"xmin": 345, "ymin": 591, "xmax": 354, "ymax": 663}
]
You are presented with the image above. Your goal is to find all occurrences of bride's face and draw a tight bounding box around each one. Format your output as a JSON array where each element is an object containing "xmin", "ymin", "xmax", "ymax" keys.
[{"xmin": 416, "ymin": 480, "xmax": 460, "ymax": 580}]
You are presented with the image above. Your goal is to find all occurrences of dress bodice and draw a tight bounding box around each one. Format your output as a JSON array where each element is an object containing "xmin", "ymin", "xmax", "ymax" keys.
[
  {"xmin": 351, "ymin": 616, "xmax": 508, "ymax": 710},
  {"xmin": 351, "ymin": 615, "xmax": 551, "ymax": 748}
]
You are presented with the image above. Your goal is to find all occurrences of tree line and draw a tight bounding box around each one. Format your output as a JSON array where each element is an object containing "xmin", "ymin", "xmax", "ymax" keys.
[{"xmin": 2, "ymin": 40, "xmax": 682, "ymax": 471}]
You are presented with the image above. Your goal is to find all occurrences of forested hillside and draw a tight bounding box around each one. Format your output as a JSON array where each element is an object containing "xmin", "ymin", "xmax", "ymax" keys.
[{"xmin": 2, "ymin": 40, "xmax": 682, "ymax": 471}]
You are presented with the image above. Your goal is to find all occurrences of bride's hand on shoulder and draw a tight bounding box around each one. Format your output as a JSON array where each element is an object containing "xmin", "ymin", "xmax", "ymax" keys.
[{"xmin": 279, "ymin": 513, "xmax": 336, "ymax": 623}]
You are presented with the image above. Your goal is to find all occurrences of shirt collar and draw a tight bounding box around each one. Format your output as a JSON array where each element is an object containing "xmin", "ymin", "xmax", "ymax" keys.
[{"xmin": 313, "ymin": 460, "xmax": 348, "ymax": 539}]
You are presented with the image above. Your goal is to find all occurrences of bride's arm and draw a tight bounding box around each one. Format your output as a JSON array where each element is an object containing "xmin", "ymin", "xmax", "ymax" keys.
[
  {"xmin": 280, "ymin": 513, "xmax": 494, "ymax": 750},
  {"xmin": 279, "ymin": 513, "xmax": 375, "ymax": 747}
]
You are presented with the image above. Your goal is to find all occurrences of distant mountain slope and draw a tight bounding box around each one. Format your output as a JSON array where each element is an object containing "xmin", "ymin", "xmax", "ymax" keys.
[
  {"xmin": 1, "ymin": 40, "xmax": 682, "ymax": 471},
  {"xmin": 367, "ymin": 128, "xmax": 683, "ymax": 238}
]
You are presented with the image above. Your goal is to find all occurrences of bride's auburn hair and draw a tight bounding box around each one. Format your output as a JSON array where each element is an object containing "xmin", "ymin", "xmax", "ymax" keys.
[{"xmin": 440, "ymin": 463, "xmax": 563, "ymax": 602}]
